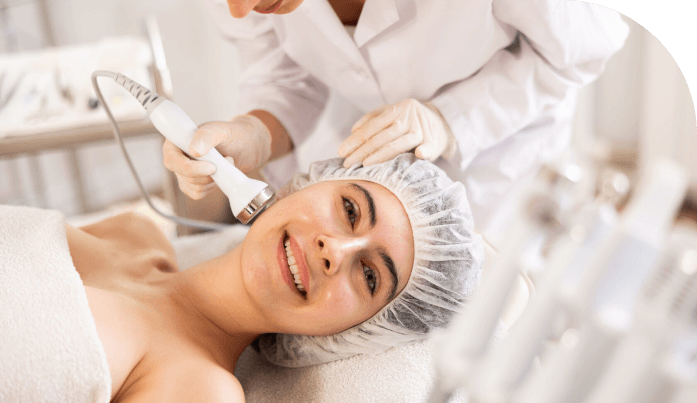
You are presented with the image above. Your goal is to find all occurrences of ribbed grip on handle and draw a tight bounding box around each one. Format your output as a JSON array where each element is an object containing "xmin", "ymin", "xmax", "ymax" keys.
[{"xmin": 113, "ymin": 73, "xmax": 165, "ymax": 113}]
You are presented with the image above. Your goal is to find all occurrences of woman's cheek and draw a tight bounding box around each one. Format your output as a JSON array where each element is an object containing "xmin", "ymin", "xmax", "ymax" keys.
[
  {"xmin": 241, "ymin": 261, "xmax": 267, "ymax": 301},
  {"xmin": 239, "ymin": 240, "xmax": 276, "ymax": 304},
  {"xmin": 296, "ymin": 190, "xmax": 334, "ymax": 222},
  {"xmin": 310, "ymin": 281, "xmax": 361, "ymax": 335}
]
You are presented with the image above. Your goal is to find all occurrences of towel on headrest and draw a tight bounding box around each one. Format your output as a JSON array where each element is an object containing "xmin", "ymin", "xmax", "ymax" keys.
[
  {"xmin": 171, "ymin": 226, "xmax": 469, "ymax": 403},
  {"xmin": 0, "ymin": 205, "xmax": 111, "ymax": 403},
  {"xmin": 235, "ymin": 339, "xmax": 467, "ymax": 403}
]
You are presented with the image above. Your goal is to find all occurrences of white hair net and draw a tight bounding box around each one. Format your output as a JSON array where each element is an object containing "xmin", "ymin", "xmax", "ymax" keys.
[{"xmin": 254, "ymin": 153, "xmax": 485, "ymax": 367}]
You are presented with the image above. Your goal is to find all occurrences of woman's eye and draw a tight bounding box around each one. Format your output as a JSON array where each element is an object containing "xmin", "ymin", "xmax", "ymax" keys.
[
  {"xmin": 343, "ymin": 197, "xmax": 357, "ymax": 227},
  {"xmin": 362, "ymin": 264, "xmax": 377, "ymax": 295}
]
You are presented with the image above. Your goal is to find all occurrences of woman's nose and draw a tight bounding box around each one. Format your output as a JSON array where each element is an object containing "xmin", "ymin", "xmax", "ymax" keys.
[{"xmin": 316, "ymin": 235, "xmax": 367, "ymax": 275}]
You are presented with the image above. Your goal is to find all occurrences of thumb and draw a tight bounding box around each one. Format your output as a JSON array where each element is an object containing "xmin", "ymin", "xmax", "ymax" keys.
[
  {"xmin": 225, "ymin": 156, "xmax": 236, "ymax": 167},
  {"xmin": 414, "ymin": 143, "xmax": 435, "ymax": 160}
]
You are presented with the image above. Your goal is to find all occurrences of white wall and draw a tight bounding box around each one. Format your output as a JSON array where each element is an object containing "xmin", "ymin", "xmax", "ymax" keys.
[{"xmin": 43, "ymin": 0, "xmax": 241, "ymax": 123}]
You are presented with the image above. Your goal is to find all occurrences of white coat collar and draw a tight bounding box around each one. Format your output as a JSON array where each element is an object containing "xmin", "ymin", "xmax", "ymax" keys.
[
  {"xmin": 353, "ymin": 0, "xmax": 399, "ymax": 47},
  {"xmin": 300, "ymin": 0, "xmax": 399, "ymax": 50},
  {"xmin": 299, "ymin": 0, "xmax": 364, "ymax": 61}
]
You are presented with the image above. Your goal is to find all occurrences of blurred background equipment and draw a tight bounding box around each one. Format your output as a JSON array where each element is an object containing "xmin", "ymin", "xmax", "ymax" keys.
[
  {"xmin": 421, "ymin": 7, "xmax": 697, "ymax": 401},
  {"xmin": 428, "ymin": 165, "xmax": 697, "ymax": 402}
]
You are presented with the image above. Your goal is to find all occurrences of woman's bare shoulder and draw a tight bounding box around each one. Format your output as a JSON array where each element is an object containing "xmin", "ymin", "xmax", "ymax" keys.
[
  {"xmin": 79, "ymin": 211, "xmax": 174, "ymax": 254},
  {"xmin": 118, "ymin": 360, "xmax": 245, "ymax": 403},
  {"xmin": 67, "ymin": 211, "xmax": 179, "ymax": 286}
]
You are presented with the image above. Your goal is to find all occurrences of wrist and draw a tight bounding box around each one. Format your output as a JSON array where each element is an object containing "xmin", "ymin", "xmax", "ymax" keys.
[
  {"xmin": 232, "ymin": 114, "xmax": 272, "ymax": 168},
  {"xmin": 243, "ymin": 114, "xmax": 273, "ymax": 164},
  {"xmin": 424, "ymin": 102, "xmax": 457, "ymax": 160},
  {"xmin": 247, "ymin": 109, "xmax": 293, "ymax": 161}
]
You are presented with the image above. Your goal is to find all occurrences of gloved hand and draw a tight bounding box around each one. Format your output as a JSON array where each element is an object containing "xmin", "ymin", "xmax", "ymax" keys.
[
  {"xmin": 338, "ymin": 98, "xmax": 457, "ymax": 168},
  {"xmin": 162, "ymin": 114, "xmax": 272, "ymax": 200}
]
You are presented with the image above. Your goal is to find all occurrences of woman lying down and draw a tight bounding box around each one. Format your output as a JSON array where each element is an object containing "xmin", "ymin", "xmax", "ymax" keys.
[{"xmin": 0, "ymin": 154, "xmax": 483, "ymax": 402}]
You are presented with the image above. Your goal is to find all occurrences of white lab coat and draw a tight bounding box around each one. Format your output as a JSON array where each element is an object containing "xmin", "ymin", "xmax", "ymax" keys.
[{"xmin": 203, "ymin": 0, "xmax": 628, "ymax": 242}]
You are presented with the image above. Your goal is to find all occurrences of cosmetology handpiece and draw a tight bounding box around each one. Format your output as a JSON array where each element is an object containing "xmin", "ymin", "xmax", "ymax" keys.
[
  {"xmin": 514, "ymin": 159, "xmax": 688, "ymax": 403},
  {"xmin": 467, "ymin": 169, "xmax": 630, "ymax": 403},
  {"xmin": 91, "ymin": 70, "xmax": 275, "ymax": 228},
  {"xmin": 428, "ymin": 162, "xmax": 584, "ymax": 403},
  {"xmin": 468, "ymin": 194, "xmax": 620, "ymax": 403},
  {"xmin": 583, "ymin": 218, "xmax": 697, "ymax": 403}
]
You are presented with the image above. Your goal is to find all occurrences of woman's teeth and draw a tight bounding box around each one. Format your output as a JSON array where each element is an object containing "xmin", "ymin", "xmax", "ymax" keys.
[{"xmin": 285, "ymin": 238, "xmax": 306, "ymax": 294}]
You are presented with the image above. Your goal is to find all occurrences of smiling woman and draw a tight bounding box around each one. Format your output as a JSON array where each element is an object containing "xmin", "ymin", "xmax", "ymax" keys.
[
  {"xmin": 0, "ymin": 154, "xmax": 483, "ymax": 403},
  {"xmin": 241, "ymin": 178, "xmax": 414, "ymax": 339},
  {"xmin": 253, "ymin": 154, "xmax": 485, "ymax": 367}
]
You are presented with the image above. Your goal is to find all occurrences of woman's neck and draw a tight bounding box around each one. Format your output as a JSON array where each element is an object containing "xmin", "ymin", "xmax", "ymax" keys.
[{"xmin": 166, "ymin": 246, "xmax": 266, "ymax": 369}]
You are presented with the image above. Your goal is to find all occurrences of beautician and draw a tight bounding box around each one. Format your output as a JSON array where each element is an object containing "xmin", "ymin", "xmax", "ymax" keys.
[{"xmin": 163, "ymin": 0, "xmax": 628, "ymax": 239}]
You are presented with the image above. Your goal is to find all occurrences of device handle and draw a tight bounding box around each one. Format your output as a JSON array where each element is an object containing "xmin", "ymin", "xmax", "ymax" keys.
[{"xmin": 148, "ymin": 99, "xmax": 267, "ymax": 216}]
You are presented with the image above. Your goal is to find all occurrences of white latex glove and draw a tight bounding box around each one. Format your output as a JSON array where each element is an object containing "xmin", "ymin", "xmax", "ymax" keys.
[
  {"xmin": 338, "ymin": 98, "xmax": 457, "ymax": 168},
  {"xmin": 162, "ymin": 114, "xmax": 272, "ymax": 200}
]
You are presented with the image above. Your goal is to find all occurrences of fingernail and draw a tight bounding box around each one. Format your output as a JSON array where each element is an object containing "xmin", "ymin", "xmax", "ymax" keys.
[{"xmin": 189, "ymin": 142, "xmax": 204, "ymax": 157}]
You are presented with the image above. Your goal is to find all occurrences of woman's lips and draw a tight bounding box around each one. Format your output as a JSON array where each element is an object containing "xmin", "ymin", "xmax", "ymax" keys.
[
  {"xmin": 255, "ymin": 0, "xmax": 283, "ymax": 14},
  {"xmin": 287, "ymin": 235, "xmax": 310, "ymax": 293}
]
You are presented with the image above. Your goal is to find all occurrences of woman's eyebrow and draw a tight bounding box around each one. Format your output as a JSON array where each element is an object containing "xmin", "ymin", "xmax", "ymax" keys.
[
  {"xmin": 348, "ymin": 183, "xmax": 376, "ymax": 227},
  {"xmin": 378, "ymin": 248, "xmax": 399, "ymax": 301}
]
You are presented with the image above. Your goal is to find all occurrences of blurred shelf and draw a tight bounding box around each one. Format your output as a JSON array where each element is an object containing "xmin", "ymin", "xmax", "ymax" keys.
[
  {"xmin": 0, "ymin": 17, "xmax": 176, "ymax": 215},
  {"xmin": 0, "ymin": 118, "xmax": 158, "ymax": 156}
]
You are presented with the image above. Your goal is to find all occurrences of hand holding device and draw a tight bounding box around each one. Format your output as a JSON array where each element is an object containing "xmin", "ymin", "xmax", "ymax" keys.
[
  {"xmin": 92, "ymin": 70, "xmax": 275, "ymax": 225},
  {"xmin": 162, "ymin": 116, "xmax": 272, "ymax": 200}
]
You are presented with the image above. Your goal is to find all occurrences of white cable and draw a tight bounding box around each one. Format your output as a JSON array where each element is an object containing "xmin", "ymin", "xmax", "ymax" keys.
[{"xmin": 91, "ymin": 70, "xmax": 230, "ymax": 231}]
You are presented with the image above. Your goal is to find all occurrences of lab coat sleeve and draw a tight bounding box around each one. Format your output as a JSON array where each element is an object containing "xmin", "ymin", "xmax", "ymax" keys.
[
  {"xmin": 203, "ymin": 4, "xmax": 330, "ymax": 148},
  {"xmin": 429, "ymin": 0, "xmax": 629, "ymax": 170}
]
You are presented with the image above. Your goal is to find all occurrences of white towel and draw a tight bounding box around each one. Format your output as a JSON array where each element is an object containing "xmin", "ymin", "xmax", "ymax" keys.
[
  {"xmin": 0, "ymin": 205, "xmax": 111, "ymax": 403},
  {"xmin": 171, "ymin": 226, "xmax": 468, "ymax": 403},
  {"xmin": 235, "ymin": 340, "xmax": 468, "ymax": 403}
]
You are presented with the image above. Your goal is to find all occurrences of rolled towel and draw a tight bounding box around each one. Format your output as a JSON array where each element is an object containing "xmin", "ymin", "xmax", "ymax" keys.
[{"xmin": 0, "ymin": 205, "xmax": 111, "ymax": 403}]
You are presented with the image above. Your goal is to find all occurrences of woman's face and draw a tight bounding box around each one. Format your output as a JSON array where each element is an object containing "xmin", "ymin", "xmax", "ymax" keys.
[
  {"xmin": 226, "ymin": 0, "xmax": 305, "ymax": 18},
  {"xmin": 240, "ymin": 180, "xmax": 414, "ymax": 336}
]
